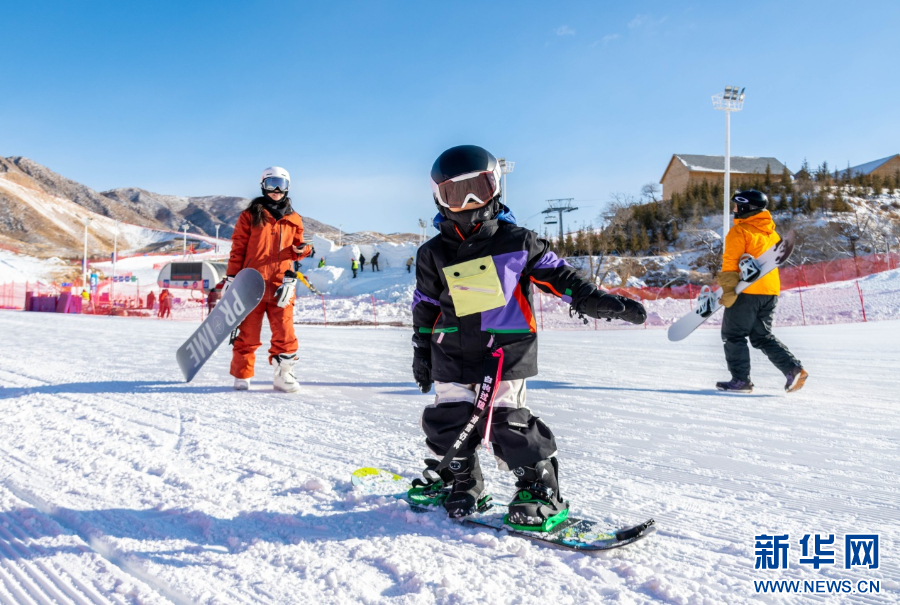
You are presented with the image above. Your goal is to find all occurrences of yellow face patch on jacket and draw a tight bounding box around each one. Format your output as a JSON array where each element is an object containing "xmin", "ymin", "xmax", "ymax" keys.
[{"xmin": 442, "ymin": 256, "xmax": 506, "ymax": 317}]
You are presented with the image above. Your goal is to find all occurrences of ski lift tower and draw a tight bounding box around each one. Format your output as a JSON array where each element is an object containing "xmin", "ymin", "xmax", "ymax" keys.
[
  {"xmin": 542, "ymin": 198, "xmax": 578, "ymax": 244},
  {"xmin": 418, "ymin": 218, "xmax": 428, "ymax": 245},
  {"xmin": 712, "ymin": 85, "xmax": 745, "ymax": 236}
]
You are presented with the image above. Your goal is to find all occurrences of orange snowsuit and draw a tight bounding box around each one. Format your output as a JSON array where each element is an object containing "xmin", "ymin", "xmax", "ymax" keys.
[
  {"xmin": 722, "ymin": 210, "xmax": 781, "ymax": 296},
  {"xmin": 227, "ymin": 205, "xmax": 307, "ymax": 379}
]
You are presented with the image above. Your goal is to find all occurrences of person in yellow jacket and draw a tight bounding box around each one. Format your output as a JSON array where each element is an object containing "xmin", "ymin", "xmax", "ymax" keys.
[{"xmin": 716, "ymin": 190, "xmax": 808, "ymax": 393}]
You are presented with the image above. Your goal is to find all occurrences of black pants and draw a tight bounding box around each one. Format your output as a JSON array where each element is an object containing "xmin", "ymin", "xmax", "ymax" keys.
[
  {"xmin": 721, "ymin": 294, "xmax": 801, "ymax": 381},
  {"xmin": 421, "ymin": 402, "xmax": 556, "ymax": 470}
]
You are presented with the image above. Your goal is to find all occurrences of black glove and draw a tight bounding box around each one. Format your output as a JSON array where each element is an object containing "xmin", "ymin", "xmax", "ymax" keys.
[
  {"xmin": 615, "ymin": 295, "xmax": 647, "ymax": 325},
  {"xmin": 581, "ymin": 291, "xmax": 647, "ymax": 325},
  {"xmin": 412, "ymin": 347, "xmax": 433, "ymax": 393},
  {"xmin": 581, "ymin": 290, "xmax": 625, "ymax": 320}
]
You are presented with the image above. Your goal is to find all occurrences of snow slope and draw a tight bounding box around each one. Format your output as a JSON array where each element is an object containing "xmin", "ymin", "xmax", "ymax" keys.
[
  {"xmin": 0, "ymin": 312, "xmax": 897, "ymax": 604},
  {"xmin": 0, "ymin": 249, "xmax": 69, "ymax": 283}
]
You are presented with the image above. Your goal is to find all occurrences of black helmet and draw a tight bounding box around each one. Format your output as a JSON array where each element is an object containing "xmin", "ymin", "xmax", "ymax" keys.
[
  {"xmin": 732, "ymin": 190, "xmax": 768, "ymax": 218},
  {"xmin": 430, "ymin": 145, "xmax": 501, "ymax": 210},
  {"xmin": 430, "ymin": 145, "xmax": 503, "ymax": 229}
]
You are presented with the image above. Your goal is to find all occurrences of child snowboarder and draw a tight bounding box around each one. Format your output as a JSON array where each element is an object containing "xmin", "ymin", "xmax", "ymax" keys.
[
  {"xmin": 410, "ymin": 145, "xmax": 646, "ymax": 528},
  {"xmin": 716, "ymin": 190, "xmax": 808, "ymax": 393},
  {"xmin": 226, "ymin": 166, "xmax": 310, "ymax": 393}
]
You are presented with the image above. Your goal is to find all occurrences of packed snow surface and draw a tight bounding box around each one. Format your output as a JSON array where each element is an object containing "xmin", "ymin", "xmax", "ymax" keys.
[{"xmin": 0, "ymin": 312, "xmax": 897, "ymax": 604}]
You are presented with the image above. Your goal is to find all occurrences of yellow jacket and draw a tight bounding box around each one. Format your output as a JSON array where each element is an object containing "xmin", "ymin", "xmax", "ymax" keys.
[{"xmin": 722, "ymin": 210, "xmax": 780, "ymax": 296}]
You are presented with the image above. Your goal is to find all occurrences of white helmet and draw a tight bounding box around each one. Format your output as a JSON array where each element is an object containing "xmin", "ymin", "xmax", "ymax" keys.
[{"xmin": 260, "ymin": 166, "xmax": 290, "ymax": 193}]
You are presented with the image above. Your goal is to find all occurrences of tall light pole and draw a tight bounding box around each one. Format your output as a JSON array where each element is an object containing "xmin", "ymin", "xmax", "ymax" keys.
[
  {"xmin": 417, "ymin": 218, "xmax": 427, "ymax": 245},
  {"xmin": 215, "ymin": 224, "xmax": 220, "ymax": 257},
  {"xmin": 81, "ymin": 217, "xmax": 92, "ymax": 290},
  {"xmin": 498, "ymin": 157, "xmax": 515, "ymax": 206},
  {"xmin": 181, "ymin": 224, "xmax": 189, "ymax": 258},
  {"xmin": 339, "ymin": 224, "xmax": 343, "ymax": 247},
  {"xmin": 712, "ymin": 86, "xmax": 745, "ymax": 236}
]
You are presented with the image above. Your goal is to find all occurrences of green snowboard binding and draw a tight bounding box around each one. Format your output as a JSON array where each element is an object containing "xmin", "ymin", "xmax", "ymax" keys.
[
  {"xmin": 506, "ymin": 458, "xmax": 570, "ymax": 533},
  {"xmin": 409, "ymin": 458, "xmax": 492, "ymax": 515}
]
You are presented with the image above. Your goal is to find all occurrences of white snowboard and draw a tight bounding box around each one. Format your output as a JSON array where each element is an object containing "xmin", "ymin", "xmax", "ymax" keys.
[{"xmin": 667, "ymin": 231, "xmax": 795, "ymax": 342}]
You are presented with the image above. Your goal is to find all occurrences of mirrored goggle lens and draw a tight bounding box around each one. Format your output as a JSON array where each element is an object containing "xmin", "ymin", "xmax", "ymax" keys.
[
  {"xmin": 262, "ymin": 177, "xmax": 290, "ymax": 191},
  {"xmin": 437, "ymin": 172, "xmax": 497, "ymax": 209}
]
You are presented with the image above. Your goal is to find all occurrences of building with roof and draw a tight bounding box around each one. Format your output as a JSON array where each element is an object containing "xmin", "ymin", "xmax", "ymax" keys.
[
  {"xmin": 835, "ymin": 154, "xmax": 900, "ymax": 180},
  {"xmin": 660, "ymin": 154, "xmax": 789, "ymax": 199}
]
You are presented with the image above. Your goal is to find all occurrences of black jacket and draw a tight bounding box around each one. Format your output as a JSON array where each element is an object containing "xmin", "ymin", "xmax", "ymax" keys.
[{"xmin": 413, "ymin": 215, "xmax": 598, "ymax": 384}]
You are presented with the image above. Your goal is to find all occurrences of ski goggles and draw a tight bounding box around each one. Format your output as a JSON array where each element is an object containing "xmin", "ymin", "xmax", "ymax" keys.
[
  {"xmin": 431, "ymin": 169, "xmax": 500, "ymax": 210},
  {"xmin": 262, "ymin": 176, "xmax": 290, "ymax": 192}
]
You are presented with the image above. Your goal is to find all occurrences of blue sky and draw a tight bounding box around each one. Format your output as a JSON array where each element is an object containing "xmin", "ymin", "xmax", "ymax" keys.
[{"xmin": 2, "ymin": 1, "xmax": 898, "ymax": 235}]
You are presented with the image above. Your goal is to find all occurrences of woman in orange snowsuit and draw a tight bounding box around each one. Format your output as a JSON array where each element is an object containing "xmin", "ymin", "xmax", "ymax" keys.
[{"xmin": 226, "ymin": 167, "xmax": 310, "ymax": 392}]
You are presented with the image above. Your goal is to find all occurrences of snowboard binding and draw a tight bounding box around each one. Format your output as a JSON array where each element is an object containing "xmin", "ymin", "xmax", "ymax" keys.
[
  {"xmin": 696, "ymin": 285, "xmax": 717, "ymax": 318},
  {"xmin": 738, "ymin": 253, "xmax": 762, "ymax": 282},
  {"xmin": 408, "ymin": 458, "xmax": 493, "ymax": 513}
]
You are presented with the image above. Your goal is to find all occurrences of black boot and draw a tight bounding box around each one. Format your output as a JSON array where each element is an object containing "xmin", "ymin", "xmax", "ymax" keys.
[
  {"xmin": 443, "ymin": 455, "xmax": 487, "ymax": 518},
  {"xmin": 715, "ymin": 377, "xmax": 754, "ymax": 393},
  {"xmin": 507, "ymin": 458, "xmax": 569, "ymax": 532}
]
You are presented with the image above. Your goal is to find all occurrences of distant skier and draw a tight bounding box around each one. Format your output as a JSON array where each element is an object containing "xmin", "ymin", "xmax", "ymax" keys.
[
  {"xmin": 406, "ymin": 256, "xmax": 414, "ymax": 273},
  {"xmin": 157, "ymin": 288, "xmax": 171, "ymax": 318},
  {"xmin": 207, "ymin": 281, "xmax": 222, "ymax": 312},
  {"xmin": 225, "ymin": 167, "xmax": 310, "ymax": 393},
  {"xmin": 411, "ymin": 145, "xmax": 646, "ymax": 527},
  {"xmin": 371, "ymin": 251, "xmax": 380, "ymax": 271},
  {"xmin": 351, "ymin": 257, "xmax": 359, "ymax": 278},
  {"xmin": 146, "ymin": 290, "xmax": 156, "ymax": 310},
  {"xmin": 318, "ymin": 257, "xmax": 326, "ymax": 268},
  {"xmin": 716, "ymin": 190, "xmax": 808, "ymax": 394},
  {"xmin": 359, "ymin": 254, "xmax": 366, "ymax": 272}
]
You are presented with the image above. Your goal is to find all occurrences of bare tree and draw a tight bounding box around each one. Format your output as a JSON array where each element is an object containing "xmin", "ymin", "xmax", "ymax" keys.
[
  {"xmin": 829, "ymin": 209, "xmax": 873, "ymax": 260},
  {"xmin": 641, "ymin": 182, "xmax": 661, "ymax": 203}
]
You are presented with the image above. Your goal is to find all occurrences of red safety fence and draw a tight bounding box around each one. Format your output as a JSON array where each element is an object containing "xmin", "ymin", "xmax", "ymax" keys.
[
  {"xmin": 781, "ymin": 252, "xmax": 899, "ymax": 289},
  {"xmin": 3, "ymin": 250, "xmax": 899, "ymax": 330}
]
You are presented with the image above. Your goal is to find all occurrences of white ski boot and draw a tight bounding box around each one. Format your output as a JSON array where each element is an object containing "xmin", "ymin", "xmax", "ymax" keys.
[
  {"xmin": 234, "ymin": 378, "xmax": 251, "ymax": 390},
  {"xmin": 273, "ymin": 353, "xmax": 300, "ymax": 393}
]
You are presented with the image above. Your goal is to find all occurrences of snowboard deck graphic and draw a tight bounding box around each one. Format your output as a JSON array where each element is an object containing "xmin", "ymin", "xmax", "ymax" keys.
[
  {"xmin": 667, "ymin": 230, "xmax": 795, "ymax": 342},
  {"xmin": 176, "ymin": 268, "xmax": 265, "ymax": 382},
  {"xmin": 351, "ymin": 467, "xmax": 656, "ymax": 552}
]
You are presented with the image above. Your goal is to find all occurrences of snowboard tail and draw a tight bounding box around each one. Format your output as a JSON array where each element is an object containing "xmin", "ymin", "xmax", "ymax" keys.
[
  {"xmin": 350, "ymin": 467, "xmax": 656, "ymax": 552},
  {"xmin": 176, "ymin": 268, "xmax": 266, "ymax": 382}
]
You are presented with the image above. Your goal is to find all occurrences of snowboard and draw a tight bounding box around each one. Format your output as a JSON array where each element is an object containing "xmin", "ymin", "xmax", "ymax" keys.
[
  {"xmin": 351, "ymin": 467, "xmax": 656, "ymax": 552},
  {"xmin": 176, "ymin": 268, "xmax": 265, "ymax": 382},
  {"xmin": 667, "ymin": 230, "xmax": 795, "ymax": 342}
]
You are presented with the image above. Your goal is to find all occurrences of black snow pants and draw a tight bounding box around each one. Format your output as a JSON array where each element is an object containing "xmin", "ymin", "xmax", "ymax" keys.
[
  {"xmin": 421, "ymin": 399, "xmax": 557, "ymax": 471},
  {"xmin": 721, "ymin": 294, "xmax": 801, "ymax": 382}
]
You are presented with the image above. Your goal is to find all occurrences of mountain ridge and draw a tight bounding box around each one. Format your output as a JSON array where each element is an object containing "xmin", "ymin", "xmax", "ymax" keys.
[{"xmin": 0, "ymin": 156, "xmax": 416, "ymax": 257}]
